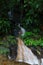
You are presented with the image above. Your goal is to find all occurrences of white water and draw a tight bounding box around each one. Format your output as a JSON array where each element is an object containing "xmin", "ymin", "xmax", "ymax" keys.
[
  {"xmin": 16, "ymin": 38, "xmax": 39, "ymax": 65},
  {"xmin": 41, "ymin": 58, "xmax": 43, "ymax": 65},
  {"xmin": 18, "ymin": 24, "xmax": 26, "ymax": 36}
]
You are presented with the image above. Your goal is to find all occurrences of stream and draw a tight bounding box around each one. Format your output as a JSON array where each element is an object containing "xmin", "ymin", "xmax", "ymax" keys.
[{"xmin": 0, "ymin": 42, "xmax": 43, "ymax": 65}]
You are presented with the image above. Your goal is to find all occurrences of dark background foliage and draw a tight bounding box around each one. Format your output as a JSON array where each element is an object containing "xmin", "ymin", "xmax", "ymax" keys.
[
  {"xmin": 0, "ymin": 0, "xmax": 43, "ymax": 46},
  {"xmin": 0, "ymin": 0, "xmax": 43, "ymax": 34}
]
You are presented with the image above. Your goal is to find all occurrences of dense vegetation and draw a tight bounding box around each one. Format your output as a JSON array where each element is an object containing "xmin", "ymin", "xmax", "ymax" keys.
[{"xmin": 0, "ymin": 0, "xmax": 43, "ymax": 50}]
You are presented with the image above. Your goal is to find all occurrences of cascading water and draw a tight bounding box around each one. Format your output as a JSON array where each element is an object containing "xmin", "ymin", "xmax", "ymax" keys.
[
  {"xmin": 18, "ymin": 24, "xmax": 26, "ymax": 36},
  {"xmin": 16, "ymin": 38, "xmax": 39, "ymax": 65}
]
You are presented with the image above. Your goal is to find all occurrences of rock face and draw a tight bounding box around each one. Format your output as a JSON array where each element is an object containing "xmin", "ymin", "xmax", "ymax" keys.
[{"xmin": 16, "ymin": 38, "xmax": 39, "ymax": 65}]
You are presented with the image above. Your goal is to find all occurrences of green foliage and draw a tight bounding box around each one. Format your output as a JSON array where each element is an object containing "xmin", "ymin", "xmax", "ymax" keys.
[
  {"xmin": 0, "ymin": 34, "xmax": 43, "ymax": 47},
  {"xmin": 6, "ymin": 35, "xmax": 16, "ymax": 44},
  {"xmin": 22, "ymin": 0, "xmax": 43, "ymax": 30},
  {"xmin": 0, "ymin": 47, "xmax": 9, "ymax": 55},
  {"xmin": 0, "ymin": 0, "xmax": 43, "ymax": 31},
  {"xmin": 0, "ymin": 0, "xmax": 43, "ymax": 48},
  {"xmin": 0, "ymin": 35, "xmax": 16, "ymax": 46},
  {"xmin": 0, "ymin": 19, "xmax": 11, "ymax": 35},
  {"xmin": 21, "ymin": 32, "xmax": 43, "ymax": 46},
  {"xmin": 0, "ymin": 35, "xmax": 16, "ymax": 54},
  {"xmin": 24, "ymin": 38, "xmax": 43, "ymax": 46},
  {"xmin": 0, "ymin": 0, "xmax": 43, "ymax": 55},
  {"xmin": 0, "ymin": 34, "xmax": 43, "ymax": 54}
]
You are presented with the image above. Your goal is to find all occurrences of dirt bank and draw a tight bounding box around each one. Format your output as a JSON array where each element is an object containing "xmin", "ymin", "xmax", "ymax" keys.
[{"xmin": 0, "ymin": 55, "xmax": 30, "ymax": 65}]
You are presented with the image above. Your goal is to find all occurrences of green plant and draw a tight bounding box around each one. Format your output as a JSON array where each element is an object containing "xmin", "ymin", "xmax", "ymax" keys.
[
  {"xmin": 21, "ymin": 0, "xmax": 43, "ymax": 31},
  {"xmin": 22, "ymin": 32, "xmax": 43, "ymax": 47},
  {"xmin": 24, "ymin": 38, "xmax": 43, "ymax": 47},
  {"xmin": 0, "ymin": 47, "xmax": 9, "ymax": 55},
  {"xmin": 0, "ymin": 19, "xmax": 11, "ymax": 36}
]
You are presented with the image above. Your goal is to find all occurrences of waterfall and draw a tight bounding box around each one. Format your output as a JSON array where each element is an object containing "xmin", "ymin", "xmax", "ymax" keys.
[
  {"xmin": 41, "ymin": 58, "xmax": 43, "ymax": 65},
  {"xmin": 18, "ymin": 24, "xmax": 26, "ymax": 36},
  {"xmin": 16, "ymin": 38, "xmax": 39, "ymax": 65}
]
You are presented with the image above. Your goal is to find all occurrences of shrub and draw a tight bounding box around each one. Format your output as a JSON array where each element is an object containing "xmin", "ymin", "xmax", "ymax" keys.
[{"xmin": 0, "ymin": 19, "xmax": 11, "ymax": 36}]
